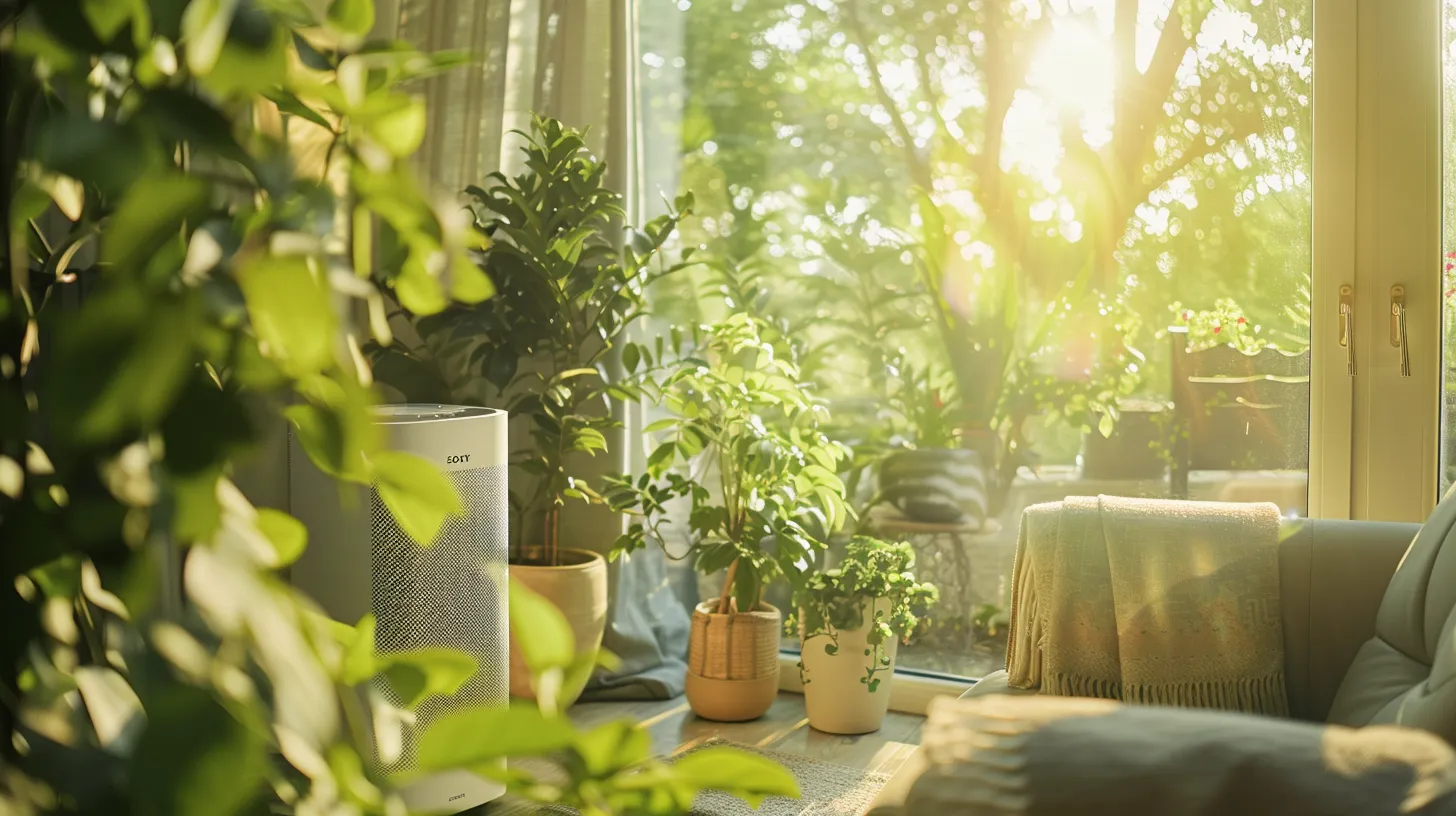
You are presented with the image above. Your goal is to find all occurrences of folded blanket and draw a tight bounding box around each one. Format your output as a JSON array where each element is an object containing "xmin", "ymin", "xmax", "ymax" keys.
[{"xmin": 1005, "ymin": 495, "xmax": 1287, "ymax": 716}]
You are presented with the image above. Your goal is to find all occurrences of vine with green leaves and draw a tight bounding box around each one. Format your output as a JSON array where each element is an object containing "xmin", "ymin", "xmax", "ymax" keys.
[{"xmin": 790, "ymin": 537, "xmax": 937, "ymax": 692}]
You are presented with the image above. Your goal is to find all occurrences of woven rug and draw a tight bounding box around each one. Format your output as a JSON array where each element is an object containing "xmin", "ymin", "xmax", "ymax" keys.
[
  {"xmin": 682, "ymin": 738, "xmax": 890, "ymax": 815},
  {"xmin": 490, "ymin": 738, "xmax": 890, "ymax": 815}
]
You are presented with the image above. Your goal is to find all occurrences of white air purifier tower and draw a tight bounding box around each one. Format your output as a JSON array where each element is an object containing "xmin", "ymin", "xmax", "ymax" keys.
[{"xmin": 289, "ymin": 404, "xmax": 508, "ymax": 814}]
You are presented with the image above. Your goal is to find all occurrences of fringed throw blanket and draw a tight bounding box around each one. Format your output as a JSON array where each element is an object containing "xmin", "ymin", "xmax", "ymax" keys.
[{"xmin": 1005, "ymin": 495, "xmax": 1288, "ymax": 716}]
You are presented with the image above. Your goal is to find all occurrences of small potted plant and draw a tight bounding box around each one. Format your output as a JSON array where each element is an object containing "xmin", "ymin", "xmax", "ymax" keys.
[
  {"xmin": 603, "ymin": 313, "xmax": 852, "ymax": 722},
  {"xmin": 875, "ymin": 363, "xmax": 990, "ymax": 525},
  {"xmin": 371, "ymin": 116, "xmax": 694, "ymax": 705},
  {"xmin": 791, "ymin": 537, "xmax": 937, "ymax": 734}
]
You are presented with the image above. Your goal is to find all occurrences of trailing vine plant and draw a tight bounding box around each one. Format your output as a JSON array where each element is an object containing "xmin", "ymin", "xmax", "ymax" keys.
[{"xmin": 790, "ymin": 537, "xmax": 938, "ymax": 692}]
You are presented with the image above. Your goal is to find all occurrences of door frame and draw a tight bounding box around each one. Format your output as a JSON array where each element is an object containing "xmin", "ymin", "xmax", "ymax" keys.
[
  {"xmin": 1309, "ymin": 0, "xmax": 1359, "ymax": 520},
  {"xmin": 1346, "ymin": 0, "xmax": 1442, "ymax": 523}
]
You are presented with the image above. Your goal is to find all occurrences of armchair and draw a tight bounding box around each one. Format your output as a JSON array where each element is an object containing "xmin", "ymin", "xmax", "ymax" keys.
[{"xmin": 870, "ymin": 504, "xmax": 1456, "ymax": 814}]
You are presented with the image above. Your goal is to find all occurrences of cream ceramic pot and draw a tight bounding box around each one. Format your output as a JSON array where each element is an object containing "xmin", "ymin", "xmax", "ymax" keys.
[
  {"xmin": 508, "ymin": 548, "xmax": 609, "ymax": 706},
  {"xmin": 799, "ymin": 597, "xmax": 899, "ymax": 734}
]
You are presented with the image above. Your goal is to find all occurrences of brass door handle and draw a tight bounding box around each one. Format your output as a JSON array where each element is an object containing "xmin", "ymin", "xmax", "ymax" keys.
[
  {"xmin": 1391, "ymin": 285, "xmax": 1410, "ymax": 377},
  {"xmin": 1339, "ymin": 284, "xmax": 1355, "ymax": 376}
]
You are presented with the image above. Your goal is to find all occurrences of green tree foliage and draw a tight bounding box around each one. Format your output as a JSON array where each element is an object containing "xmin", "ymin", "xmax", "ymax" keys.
[{"xmin": 640, "ymin": 0, "xmax": 1314, "ymax": 466}]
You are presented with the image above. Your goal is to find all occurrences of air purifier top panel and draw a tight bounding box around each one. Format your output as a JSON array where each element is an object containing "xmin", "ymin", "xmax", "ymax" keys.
[
  {"xmin": 369, "ymin": 404, "xmax": 506, "ymax": 473},
  {"xmin": 371, "ymin": 404, "xmax": 503, "ymax": 424}
]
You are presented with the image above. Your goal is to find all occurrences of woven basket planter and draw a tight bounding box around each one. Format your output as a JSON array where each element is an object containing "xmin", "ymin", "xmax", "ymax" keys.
[{"xmin": 685, "ymin": 599, "xmax": 780, "ymax": 721}]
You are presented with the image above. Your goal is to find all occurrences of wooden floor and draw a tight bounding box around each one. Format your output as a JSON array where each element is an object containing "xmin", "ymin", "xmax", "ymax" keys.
[{"xmin": 569, "ymin": 691, "xmax": 924, "ymax": 777}]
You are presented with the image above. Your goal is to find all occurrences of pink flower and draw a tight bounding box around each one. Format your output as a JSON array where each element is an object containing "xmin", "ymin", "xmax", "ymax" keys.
[
  {"xmin": 1236, "ymin": 317, "xmax": 1246, "ymax": 325},
  {"xmin": 1213, "ymin": 325, "xmax": 1222, "ymax": 334},
  {"xmin": 1181, "ymin": 310, "xmax": 1193, "ymax": 321}
]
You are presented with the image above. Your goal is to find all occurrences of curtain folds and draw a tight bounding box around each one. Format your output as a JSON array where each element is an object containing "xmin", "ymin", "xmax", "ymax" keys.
[{"xmin": 385, "ymin": 0, "xmax": 692, "ymax": 701}]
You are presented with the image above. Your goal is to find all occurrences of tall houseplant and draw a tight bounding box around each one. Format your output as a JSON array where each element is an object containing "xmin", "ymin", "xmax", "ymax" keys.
[
  {"xmin": 604, "ymin": 313, "xmax": 851, "ymax": 721},
  {"xmin": 911, "ymin": 197, "xmax": 1144, "ymax": 512},
  {"xmin": 371, "ymin": 116, "xmax": 694, "ymax": 704},
  {"xmin": 791, "ymin": 537, "xmax": 937, "ymax": 734}
]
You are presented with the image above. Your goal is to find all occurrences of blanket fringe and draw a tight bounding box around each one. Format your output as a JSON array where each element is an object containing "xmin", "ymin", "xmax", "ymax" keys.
[
  {"xmin": 1005, "ymin": 528, "xmax": 1041, "ymax": 690},
  {"xmin": 1044, "ymin": 671, "xmax": 1289, "ymax": 717}
]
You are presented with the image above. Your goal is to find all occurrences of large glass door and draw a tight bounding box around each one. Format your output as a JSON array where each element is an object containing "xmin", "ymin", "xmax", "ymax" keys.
[{"xmin": 637, "ymin": 0, "xmax": 1339, "ymax": 679}]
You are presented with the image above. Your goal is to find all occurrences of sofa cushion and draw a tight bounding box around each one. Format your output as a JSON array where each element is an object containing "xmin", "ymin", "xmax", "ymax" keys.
[
  {"xmin": 874, "ymin": 695, "xmax": 1456, "ymax": 816},
  {"xmin": 1330, "ymin": 493, "xmax": 1456, "ymax": 742}
]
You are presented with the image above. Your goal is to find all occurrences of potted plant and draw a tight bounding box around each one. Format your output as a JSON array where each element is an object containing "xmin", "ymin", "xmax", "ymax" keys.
[
  {"xmin": 1079, "ymin": 397, "xmax": 1173, "ymax": 479},
  {"xmin": 791, "ymin": 537, "xmax": 937, "ymax": 734},
  {"xmin": 371, "ymin": 116, "xmax": 694, "ymax": 705},
  {"xmin": 603, "ymin": 313, "xmax": 852, "ymax": 721},
  {"xmin": 875, "ymin": 363, "xmax": 990, "ymax": 525}
]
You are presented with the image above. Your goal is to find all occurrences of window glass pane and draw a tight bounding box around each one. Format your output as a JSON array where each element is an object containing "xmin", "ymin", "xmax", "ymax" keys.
[{"xmin": 640, "ymin": 0, "xmax": 1313, "ymax": 679}]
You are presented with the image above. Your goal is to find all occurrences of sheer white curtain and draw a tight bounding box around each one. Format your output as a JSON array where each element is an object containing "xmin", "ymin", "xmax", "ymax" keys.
[{"xmin": 375, "ymin": 0, "xmax": 621, "ymax": 194}]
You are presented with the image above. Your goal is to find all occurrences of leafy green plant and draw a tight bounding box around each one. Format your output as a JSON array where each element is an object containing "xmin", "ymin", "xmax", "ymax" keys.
[
  {"xmin": 0, "ymin": 0, "xmax": 501, "ymax": 811},
  {"xmin": 415, "ymin": 578, "xmax": 801, "ymax": 816},
  {"xmin": 601, "ymin": 312, "xmax": 852, "ymax": 614},
  {"xmin": 1171, "ymin": 299, "xmax": 1270, "ymax": 353},
  {"xmin": 970, "ymin": 603, "xmax": 1009, "ymax": 643},
  {"xmin": 371, "ymin": 116, "xmax": 696, "ymax": 566},
  {"xmin": 790, "ymin": 537, "xmax": 937, "ymax": 693},
  {"xmin": 912, "ymin": 196, "xmax": 1148, "ymax": 492},
  {"xmin": 885, "ymin": 362, "xmax": 959, "ymax": 450}
]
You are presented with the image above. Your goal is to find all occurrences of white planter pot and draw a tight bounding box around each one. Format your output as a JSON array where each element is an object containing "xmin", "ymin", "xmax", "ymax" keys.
[{"xmin": 799, "ymin": 598, "xmax": 899, "ymax": 734}]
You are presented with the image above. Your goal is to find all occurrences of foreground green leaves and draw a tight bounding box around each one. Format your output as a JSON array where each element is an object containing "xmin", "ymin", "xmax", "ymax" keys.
[
  {"xmin": 128, "ymin": 684, "xmax": 268, "ymax": 816},
  {"xmin": 405, "ymin": 578, "xmax": 801, "ymax": 815},
  {"xmin": 2, "ymin": 0, "xmax": 497, "ymax": 814},
  {"xmin": 371, "ymin": 450, "xmax": 463, "ymax": 546}
]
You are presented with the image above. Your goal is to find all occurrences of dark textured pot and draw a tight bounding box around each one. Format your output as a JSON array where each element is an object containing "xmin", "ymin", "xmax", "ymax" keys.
[
  {"xmin": 1080, "ymin": 405, "xmax": 1170, "ymax": 481},
  {"xmin": 878, "ymin": 448, "xmax": 989, "ymax": 524}
]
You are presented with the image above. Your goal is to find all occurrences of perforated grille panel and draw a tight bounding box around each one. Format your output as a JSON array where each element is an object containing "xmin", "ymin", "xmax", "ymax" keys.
[{"xmin": 369, "ymin": 464, "xmax": 508, "ymax": 770}]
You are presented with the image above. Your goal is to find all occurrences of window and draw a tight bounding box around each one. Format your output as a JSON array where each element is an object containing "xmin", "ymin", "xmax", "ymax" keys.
[{"xmin": 638, "ymin": 0, "xmax": 1319, "ymax": 679}]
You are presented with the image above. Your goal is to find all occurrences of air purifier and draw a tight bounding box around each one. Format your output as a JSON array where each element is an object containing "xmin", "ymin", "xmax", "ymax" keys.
[{"xmin": 288, "ymin": 404, "xmax": 508, "ymax": 813}]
